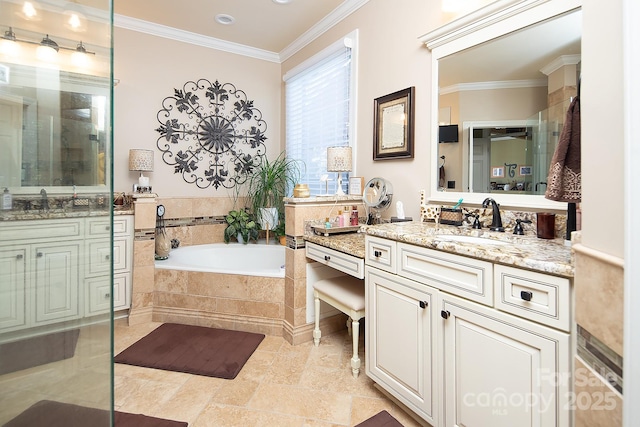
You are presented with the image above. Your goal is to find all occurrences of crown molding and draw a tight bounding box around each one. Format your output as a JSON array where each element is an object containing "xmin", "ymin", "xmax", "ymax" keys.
[
  {"xmin": 539, "ymin": 54, "xmax": 582, "ymax": 75},
  {"xmin": 114, "ymin": 0, "xmax": 369, "ymax": 64},
  {"xmin": 279, "ymin": 0, "xmax": 369, "ymax": 62},
  {"xmin": 114, "ymin": 14, "xmax": 281, "ymax": 63},
  {"xmin": 439, "ymin": 78, "xmax": 548, "ymax": 94}
]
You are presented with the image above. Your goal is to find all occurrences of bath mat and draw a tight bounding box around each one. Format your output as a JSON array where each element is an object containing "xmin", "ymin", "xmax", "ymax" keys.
[
  {"xmin": 355, "ymin": 410, "xmax": 404, "ymax": 427},
  {"xmin": 114, "ymin": 323, "xmax": 264, "ymax": 379},
  {"xmin": 2, "ymin": 400, "xmax": 187, "ymax": 427},
  {"xmin": 0, "ymin": 329, "xmax": 80, "ymax": 375}
]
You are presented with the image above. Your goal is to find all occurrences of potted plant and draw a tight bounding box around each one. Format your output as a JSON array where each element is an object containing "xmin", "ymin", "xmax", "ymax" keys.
[
  {"xmin": 223, "ymin": 209, "xmax": 259, "ymax": 244},
  {"xmin": 246, "ymin": 152, "xmax": 303, "ymax": 233},
  {"xmin": 273, "ymin": 217, "xmax": 287, "ymax": 246}
]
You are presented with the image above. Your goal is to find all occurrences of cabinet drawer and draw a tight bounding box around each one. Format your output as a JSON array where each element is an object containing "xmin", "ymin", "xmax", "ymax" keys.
[
  {"xmin": 398, "ymin": 243, "xmax": 493, "ymax": 306},
  {"xmin": 0, "ymin": 218, "xmax": 82, "ymax": 242},
  {"xmin": 494, "ymin": 265, "xmax": 571, "ymax": 331},
  {"xmin": 87, "ymin": 273, "xmax": 129, "ymax": 315},
  {"xmin": 306, "ymin": 242, "xmax": 364, "ymax": 279},
  {"xmin": 87, "ymin": 237, "xmax": 130, "ymax": 276},
  {"xmin": 87, "ymin": 216, "xmax": 132, "ymax": 237},
  {"xmin": 365, "ymin": 235, "xmax": 396, "ymax": 274}
]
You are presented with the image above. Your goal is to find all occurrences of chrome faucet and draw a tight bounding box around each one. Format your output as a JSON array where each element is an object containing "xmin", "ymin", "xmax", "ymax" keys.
[{"xmin": 482, "ymin": 197, "xmax": 504, "ymax": 232}]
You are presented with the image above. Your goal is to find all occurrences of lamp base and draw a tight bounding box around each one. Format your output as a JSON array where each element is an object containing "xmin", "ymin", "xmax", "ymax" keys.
[
  {"xmin": 133, "ymin": 184, "xmax": 153, "ymax": 193},
  {"xmin": 334, "ymin": 172, "xmax": 345, "ymax": 196}
]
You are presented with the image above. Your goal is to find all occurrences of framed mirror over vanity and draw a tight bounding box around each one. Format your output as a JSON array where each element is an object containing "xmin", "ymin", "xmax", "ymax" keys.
[{"xmin": 421, "ymin": 0, "xmax": 581, "ymax": 210}]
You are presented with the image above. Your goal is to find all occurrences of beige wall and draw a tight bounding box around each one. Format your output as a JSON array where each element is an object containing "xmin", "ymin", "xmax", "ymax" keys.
[
  {"xmin": 281, "ymin": 0, "xmax": 444, "ymax": 220},
  {"xmin": 113, "ymin": 28, "xmax": 282, "ymax": 200},
  {"xmin": 582, "ymin": 0, "xmax": 624, "ymax": 259}
]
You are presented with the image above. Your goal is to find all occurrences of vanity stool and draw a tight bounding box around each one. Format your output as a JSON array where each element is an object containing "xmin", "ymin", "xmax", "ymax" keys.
[{"xmin": 313, "ymin": 275, "xmax": 365, "ymax": 378}]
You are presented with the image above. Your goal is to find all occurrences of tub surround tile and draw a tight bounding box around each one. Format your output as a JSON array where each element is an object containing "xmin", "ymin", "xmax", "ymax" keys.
[
  {"xmin": 154, "ymin": 269, "xmax": 189, "ymax": 293},
  {"xmin": 574, "ymin": 357, "xmax": 623, "ymax": 427},
  {"xmin": 573, "ymin": 244, "xmax": 624, "ymax": 356},
  {"xmin": 133, "ymin": 240, "xmax": 155, "ymax": 267},
  {"xmin": 133, "ymin": 198, "xmax": 157, "ymax": 230}
]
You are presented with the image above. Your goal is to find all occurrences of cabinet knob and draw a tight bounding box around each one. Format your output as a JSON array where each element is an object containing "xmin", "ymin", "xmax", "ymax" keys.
[
  {"xmin": 16, "ymin": 254, "xmax": 23, "ymax": 260},
  {"xmin": 105, "ymin": 226, "xmax": 110, "ymax": 231},
  {"xmin": 419, "ymin": 300, "xmax": 428, "ymax": 309},
  {"xmin": 441, "ymin": 310, "xmax": 450, "ymax": 319},
  {"xmin": 324, "ymin": 255, "xmax": 330, "ymax": 261},
  {"xmin": 105, "ymin": 255, "xmax": 110, "ymax": 261},
  {"xmin": 36, "ymin": 252, "xmax": 43, "ymax": 258},
  {"xmin": 374, "ymin": 250, "xmax": 382, "ymax": 257},
  {"xmin": 105, "ymin": 293, "xmax": 110, "ymax": 298},
  {"xmin": 520, "ymin": 291, "xmax": 533, "ymax": 301}
]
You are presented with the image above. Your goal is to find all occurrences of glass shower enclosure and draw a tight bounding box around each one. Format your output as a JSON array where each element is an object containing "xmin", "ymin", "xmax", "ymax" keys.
[{"xmin": 0, "ymin": 0, "xmax": 113, "ymax": 425}]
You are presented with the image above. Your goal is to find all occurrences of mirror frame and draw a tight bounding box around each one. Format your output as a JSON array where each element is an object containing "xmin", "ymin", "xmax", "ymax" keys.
[{"xmin": 420, "ymin": 0, "xmax": 581, "ymax": 210}]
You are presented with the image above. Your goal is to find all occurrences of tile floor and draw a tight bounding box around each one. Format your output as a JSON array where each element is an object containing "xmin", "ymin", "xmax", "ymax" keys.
[{"xmin": 114, "ymin": 320, "xmax": 427, "ymax": 427}]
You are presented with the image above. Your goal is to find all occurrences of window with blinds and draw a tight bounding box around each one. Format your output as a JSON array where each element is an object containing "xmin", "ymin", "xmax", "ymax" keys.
[{"xmin": 285, "ymin": 31, "xmax": 357, "ymax": 196}]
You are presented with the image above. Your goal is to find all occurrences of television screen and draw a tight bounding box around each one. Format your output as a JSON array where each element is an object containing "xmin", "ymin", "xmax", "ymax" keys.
[{"xmin": 439, "ymin": 124, "xmax": 459, "ymax": 143}]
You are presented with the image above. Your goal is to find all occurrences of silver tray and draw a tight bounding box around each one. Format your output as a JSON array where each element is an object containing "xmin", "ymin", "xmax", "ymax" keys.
[{"xmin": 312, "ymin": 225, "xmax": 361, "ymax": 237}]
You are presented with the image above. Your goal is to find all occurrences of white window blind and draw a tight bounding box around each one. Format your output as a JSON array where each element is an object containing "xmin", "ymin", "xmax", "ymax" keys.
[{"xmin": 285, "ymin": 34, "xmax": 355, "ymax": 196}]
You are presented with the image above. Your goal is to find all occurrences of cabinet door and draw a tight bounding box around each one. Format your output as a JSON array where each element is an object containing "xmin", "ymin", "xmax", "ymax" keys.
[
  {"xmin": 365, "ymin": 267, "xmax": 438, "ymax": 425},
  {"xmin": 441, "ymin": 294, "xmax": 570, "ymax": 427},
  {"xmin": 0, "ymin": 247, "xmax": 28, "ymax": 332},
  {"xmin": 34, "ymin": 242, "xmax": 82, "ymax": 324}
]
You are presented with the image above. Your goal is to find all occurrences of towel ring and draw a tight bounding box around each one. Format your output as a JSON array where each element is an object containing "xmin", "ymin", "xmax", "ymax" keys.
[{"xmin": 439, "ymin": 155, "xmax": 446, "ymax": 167}]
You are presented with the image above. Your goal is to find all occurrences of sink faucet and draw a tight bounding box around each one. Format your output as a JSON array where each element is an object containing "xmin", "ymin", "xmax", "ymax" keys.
[
  {"xmin": 40, "ymin": 188, "xmax": 49, "ymax": 211},
  {"xmin": 482, "ymin": 197, "xmax": 504, "ymax": 232}
]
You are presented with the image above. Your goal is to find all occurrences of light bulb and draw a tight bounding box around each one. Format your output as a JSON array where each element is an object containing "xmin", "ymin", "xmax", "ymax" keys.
[
  {"xmin": 36, "ymin": 44, "xmax": 57, "ymax": 61},
  {"xmin": 0, "ymin": 39, "xmax": 20, "ymax": 57},
  {"xmin": 71, "ymin": 42, "xmax": 90, "ymax": 68}
]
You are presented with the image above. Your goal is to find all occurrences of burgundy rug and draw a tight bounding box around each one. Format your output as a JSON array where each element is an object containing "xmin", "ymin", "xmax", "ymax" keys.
[
  {"xmin": 3, "ymin": 400, "xmax": 187, "ymax": 427},
  {"xmin": 0, "ymin": 329, "xmax": 80, "ymax": 375},
  {"xmin": 114, "ymin": 323, "xmax": 265, "ymax": 379},
  {"xmin": 355, "ymin": 410, "xmax": 404, "ymax": 427}
]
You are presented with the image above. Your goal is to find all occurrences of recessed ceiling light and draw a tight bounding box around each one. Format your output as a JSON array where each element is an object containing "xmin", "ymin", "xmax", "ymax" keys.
[
  {"xmin": 272, "ymin": 0, "xmax": 292, "ymax": 4},
  {"xmin": 215, "ymin": 14, "xmax": 235, "ymax": 25}
]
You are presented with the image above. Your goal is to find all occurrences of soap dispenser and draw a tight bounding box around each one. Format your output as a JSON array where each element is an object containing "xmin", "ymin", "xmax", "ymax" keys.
[{"xmin": 2, "ymin": 188, "xmax": 11, "ymax": 210}]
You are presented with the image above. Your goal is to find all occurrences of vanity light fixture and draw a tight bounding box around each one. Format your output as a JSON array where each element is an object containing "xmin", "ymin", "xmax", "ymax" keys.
[{"xmin": 1, "ymin": 27, "xmax": 96, "ymax": 59}]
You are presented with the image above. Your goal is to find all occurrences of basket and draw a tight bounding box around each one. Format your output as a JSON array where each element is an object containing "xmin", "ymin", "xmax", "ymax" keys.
[{"xmin": 440, "ymin": 207, "xmax": 463, "ymax": 226}]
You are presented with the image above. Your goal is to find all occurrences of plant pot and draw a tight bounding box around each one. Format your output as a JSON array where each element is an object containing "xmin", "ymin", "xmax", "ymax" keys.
[
  {"xmin": 258, "ymin": 207, "xmax": 278, "ymax": 230},
  {"xmin": 279, "ymin": 235, "xmax": 287, "ymax": 246},
  {"xmin": 237, "ymin": 232, "xmax": 244, "ymax": 244}
]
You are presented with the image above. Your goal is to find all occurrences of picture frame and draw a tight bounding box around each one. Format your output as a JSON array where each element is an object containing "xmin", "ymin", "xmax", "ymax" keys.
[
  {"xmin": 491, "ymin": 166, "xmax": 505, "ymax": 178},
  {"xmin": 373, "ymin": 87, "xmax": 415, "ymax": 160},
  {"xmin": 349, "ymin": 176, "xmax": 364, "ymax": 195},
  {"xmin": 519, "ymin": 165, "xmax": 532, "ymax": 176}
]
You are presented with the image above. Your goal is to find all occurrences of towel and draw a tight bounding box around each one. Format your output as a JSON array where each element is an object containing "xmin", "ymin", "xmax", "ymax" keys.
[
  {"xmin": 439, "ymin": 165, "xmax": 446, "ymax": 188},
  {"xmin": 545, "ymin": 96, "xmax": 581, "ymax": 202}
]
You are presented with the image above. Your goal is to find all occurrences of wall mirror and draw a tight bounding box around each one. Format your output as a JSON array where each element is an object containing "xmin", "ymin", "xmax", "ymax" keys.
[
  {"xmin": 0, "ymin": 63, "xmax": 110, "ymax": 193},
  {"xmin": 421, "ymin": 0, "xmax": 582, "ymax": 209}
]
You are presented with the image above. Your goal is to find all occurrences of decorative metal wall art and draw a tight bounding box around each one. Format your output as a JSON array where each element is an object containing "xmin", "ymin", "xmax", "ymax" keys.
[{"xmin": 155, "ymin": 79, "xmax": 268, "ymax": 189}]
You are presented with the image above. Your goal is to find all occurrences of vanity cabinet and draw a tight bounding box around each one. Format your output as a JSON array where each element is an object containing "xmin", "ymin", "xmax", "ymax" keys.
[
  {"xmin": 364, "ymin": 235, "xmax": 572, "ymax": 427},
  {"xmin": 0, "ymin": 215, "xmax": 133, "ymax": 338},
  {"xmin": 366, "ymin": 267, "xmax": 438, "ymax": 425},
  {"xmin": 85, "ymin": 216, "xmax": 133, "ymax": 314}
]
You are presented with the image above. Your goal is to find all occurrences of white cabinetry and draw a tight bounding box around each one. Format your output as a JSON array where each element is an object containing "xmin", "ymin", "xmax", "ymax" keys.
[
  {"xmin": 306, "ymin": 241, "xmax": 365, "ymax": 279},
  {"xmin": 365, "ymin": 235, "xmax": 572, "ymax": 427},
  {"xmin": 0, "ymin": 215, "xmax": 133, "ymax": 338},
  {"xmin": 85, "ymin": 216, "xmax": 133, "ymax": 314},
  {"xmin": 366, "ymin": 267, "xmax": 438, "ymax": 425}
]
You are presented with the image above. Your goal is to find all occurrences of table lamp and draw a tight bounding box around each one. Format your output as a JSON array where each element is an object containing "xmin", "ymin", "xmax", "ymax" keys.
[
  {"xmin": 129, "ymin": 149, "xmax": 154, "ymax": 193},
  {"xmin": 327, "ymin": 146, "xmax": 352, "ymax": 196}
]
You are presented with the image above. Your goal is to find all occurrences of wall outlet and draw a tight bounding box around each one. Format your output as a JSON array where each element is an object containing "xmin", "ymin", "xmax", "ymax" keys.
[{"xmin": 447, "ymin": 180, "xmax": 455, "ymax": 189}]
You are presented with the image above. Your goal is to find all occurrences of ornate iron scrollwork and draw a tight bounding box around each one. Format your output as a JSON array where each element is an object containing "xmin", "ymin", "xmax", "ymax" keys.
[{"xmin": 155, "ymin": 79, "xmax": 267, "ymax": 189}]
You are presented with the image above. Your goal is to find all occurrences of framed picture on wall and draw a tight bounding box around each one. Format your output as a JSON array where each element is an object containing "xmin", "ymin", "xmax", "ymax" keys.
[
  {"xmin": 491, "ymin": 166, "xmax": 505, "ymax": 178},
  {"xmin": 373, "ymin": 87, "xmax": 415, "ymax": 160},
  {"xmin": 519, "ymin": 165, "xmax": 532, "ymax": 176}
]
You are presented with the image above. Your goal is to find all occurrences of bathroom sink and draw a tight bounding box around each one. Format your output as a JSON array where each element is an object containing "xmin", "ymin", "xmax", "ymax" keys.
[{"xmin": 435, "ymin": 234, "xmax": 510, "ymax": 246}]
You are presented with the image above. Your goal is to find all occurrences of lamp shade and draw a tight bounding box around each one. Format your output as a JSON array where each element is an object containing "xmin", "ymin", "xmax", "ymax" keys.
[
  {"xmin": 129, "ymin": 149, "xmax": 154, "ymax": 172},
  {"xmin": 327, "ymin": 146, "xmax": 352, "ymax": 172}
]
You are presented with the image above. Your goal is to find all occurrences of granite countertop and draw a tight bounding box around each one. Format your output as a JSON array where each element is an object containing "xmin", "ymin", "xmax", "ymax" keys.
[
  {"xmin": 0, "ymin": 206, "xmax": 134, "ymax": 221},
  {"xmin": 305, "ymin": 231, "xmax": 366, "ymax": 259},
  {"xmin": 304, "ymin": 221, "xmax": 574, "ymax": 278}
]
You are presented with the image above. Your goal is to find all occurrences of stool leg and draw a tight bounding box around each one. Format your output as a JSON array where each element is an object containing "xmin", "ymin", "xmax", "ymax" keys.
[
  {"xmin": 347, "ymin": 317, "xmax": 352, "ymax": 336},
  {"xmin": 350, "ymin": 318, "xmax": 361, "ymax": 378},
  {"xmin": 313, "ymin": 294, "xmax": 321, "ymax": 346}
]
